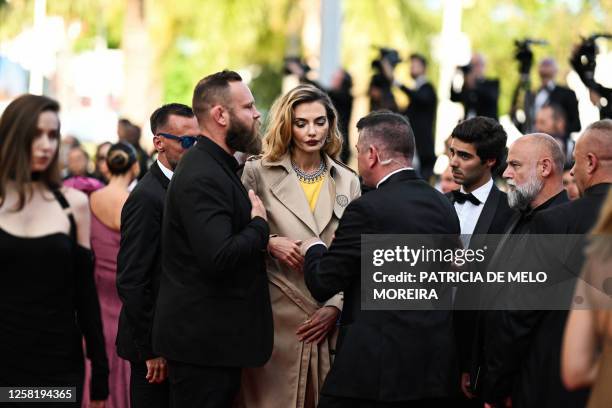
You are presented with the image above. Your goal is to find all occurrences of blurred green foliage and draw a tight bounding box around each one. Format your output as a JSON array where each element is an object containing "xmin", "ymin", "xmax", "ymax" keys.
[{"xmin": 1, "ymin": 0, "xmax": 611, "ymax": 116}]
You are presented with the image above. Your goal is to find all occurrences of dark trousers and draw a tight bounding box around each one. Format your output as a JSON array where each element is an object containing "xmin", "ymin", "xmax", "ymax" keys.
[
  {"xmin": 167, "ymin": 360, "xmax": 241, "ymax": 408},
  {"xmin": 318, "ymin": 395, "xmax": 451, "ymax": 408},
  {"xmin": 130, "ymin": 361, "xmax": 170, "ymax": 408}
]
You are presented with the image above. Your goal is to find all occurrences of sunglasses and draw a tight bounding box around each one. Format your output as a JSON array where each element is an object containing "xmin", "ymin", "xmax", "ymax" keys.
[{"xmin": 157, "ymin": 133, "xmax": 199, "ymax": 149}]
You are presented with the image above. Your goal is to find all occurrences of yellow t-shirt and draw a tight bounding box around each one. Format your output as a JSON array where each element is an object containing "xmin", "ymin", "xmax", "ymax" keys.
[{"xmin": 299, "ymin": 175, "xmax": 326, "ymax": 212}]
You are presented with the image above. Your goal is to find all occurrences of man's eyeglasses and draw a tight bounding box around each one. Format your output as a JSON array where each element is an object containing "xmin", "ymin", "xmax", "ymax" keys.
[{"xmin": 157, "ymin": 133, "xmax": 199, "ymax": 149}]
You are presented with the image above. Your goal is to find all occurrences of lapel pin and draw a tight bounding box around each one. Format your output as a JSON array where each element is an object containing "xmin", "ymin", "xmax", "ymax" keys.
[{"xmin": 336, "ymin": 194, "xmax": 349, "ymax": 207}]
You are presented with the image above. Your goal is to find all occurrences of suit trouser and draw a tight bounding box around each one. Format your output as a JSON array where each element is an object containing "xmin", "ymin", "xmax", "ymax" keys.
[
  {"xmin": 167, "ymin": 360, "xmax": 241, "ymax": 408},
  {"xmin": 130, "ymin": 361, "xmax": 170, "ymax": 408},
  {"xmin": 318, "ymin": 394, "xmax": 451, "ymax": 408}
]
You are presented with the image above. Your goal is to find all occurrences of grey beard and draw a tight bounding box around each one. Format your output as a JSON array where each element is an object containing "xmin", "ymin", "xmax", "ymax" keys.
[{"xmin": 507, "ymin": 176, "xmax": 543, "ymax": 210}]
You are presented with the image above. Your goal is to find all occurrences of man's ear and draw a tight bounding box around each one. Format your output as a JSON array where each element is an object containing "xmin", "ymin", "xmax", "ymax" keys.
[
  {"xmin": 587, "ymin": 152, "xmax": 598, "ymax": 175},
  {"xmin": 153, "ymin": 135, "xmax": 165, "ymax": 153},
  {"xmin": 485, "ymin": 158, "xmax": 496, "ymax": 170},
  {"xmin": 540, "ymin": 157, "xmax": 553, "ymax": 178},
  {"xmin": 211, "ymin": 105, "xmax": 228, "ymax": 127},
  {"xmin": 368, "ymin": 144, "xmax": 378, "ymax": 168}
]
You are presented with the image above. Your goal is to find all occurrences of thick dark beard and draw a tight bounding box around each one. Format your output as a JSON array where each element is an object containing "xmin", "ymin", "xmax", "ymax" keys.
[{"xmin": 226, "ymin": 115, "xmax": 262, "ymax": 155}]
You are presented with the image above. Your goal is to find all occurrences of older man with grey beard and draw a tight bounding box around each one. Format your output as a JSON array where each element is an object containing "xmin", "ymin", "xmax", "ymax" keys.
[
  {"xmin": 466, "ymin": 133, "xmax": 569, "ymax": 408},
  {"xmin": 501, "ymin": 133, "xmax": 568, "ymax": 234}
]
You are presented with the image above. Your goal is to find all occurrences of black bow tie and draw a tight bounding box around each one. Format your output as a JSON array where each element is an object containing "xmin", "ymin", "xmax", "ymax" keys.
[{"xmin": 452, "ymin": 190, "xmax": 481, "ymax": 205}]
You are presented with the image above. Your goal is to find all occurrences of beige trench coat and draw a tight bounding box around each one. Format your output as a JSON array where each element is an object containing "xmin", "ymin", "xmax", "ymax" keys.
[{"xmin": 236, "ymin": 153, "xmax": 360, "ymax": 408}]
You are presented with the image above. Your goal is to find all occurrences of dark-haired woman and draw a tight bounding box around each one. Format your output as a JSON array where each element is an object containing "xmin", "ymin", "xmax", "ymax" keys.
[
  {"xmin": 0, "ymin": 94, "xmax": 108, "ymax": 407},
  {"xmin": 86, "ymin": 142, "xmax": 140, "ymax": 408}
]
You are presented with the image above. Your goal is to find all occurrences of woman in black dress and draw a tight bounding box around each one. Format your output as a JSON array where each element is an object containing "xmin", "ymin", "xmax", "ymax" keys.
[{"xmin": 0, "ymin": 95, "xmax": 109, "ymax": 407}]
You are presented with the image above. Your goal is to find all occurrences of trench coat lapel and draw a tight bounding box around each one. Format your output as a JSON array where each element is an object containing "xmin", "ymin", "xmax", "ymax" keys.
[
  {"xmin": 313, "ymin": 155, "xmax": 350, "ymax": 234},
  {"xmin": 267, "ymin": 155, "xmax": 320, "ymax": 236}
]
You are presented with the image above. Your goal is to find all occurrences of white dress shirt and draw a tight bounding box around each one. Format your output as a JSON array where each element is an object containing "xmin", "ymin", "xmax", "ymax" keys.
[
  {"xmin": 535, "ymin": 81, "xmax": 555, "ymax": 113},
  {"xmin": 157, "ymin": 159, "xmax": 174, "ymax": 180},
  {"xmin": 453, "ymin": 178, "xmax": 493, "ymax": 246}
]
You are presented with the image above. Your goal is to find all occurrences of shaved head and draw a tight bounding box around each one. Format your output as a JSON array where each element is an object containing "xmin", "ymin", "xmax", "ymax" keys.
[
  {"xmin": 516, "ymin": 133, "xmax": 565, "ymax": 173},
  {"xmin": 571, "ymin": 119, "xmax": 612, "ymax": 194},
  {"xmin": 503, "ymin": 132, "xmax": 565, "ymax": 209}
]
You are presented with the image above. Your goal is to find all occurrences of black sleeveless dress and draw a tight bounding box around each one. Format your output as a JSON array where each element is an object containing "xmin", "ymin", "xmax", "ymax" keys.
[{"xmin": 0, "ymin": 190, "xmax": 109, "ymax": 407}]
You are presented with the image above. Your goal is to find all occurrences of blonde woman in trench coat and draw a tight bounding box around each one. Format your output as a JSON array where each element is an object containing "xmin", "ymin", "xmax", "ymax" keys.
[{"xmin": 238, "ymin": 85, "xmax": 361, "ymax": 408}]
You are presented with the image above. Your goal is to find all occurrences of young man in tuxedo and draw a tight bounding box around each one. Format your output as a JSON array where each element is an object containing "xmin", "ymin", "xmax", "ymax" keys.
[
  {"xmin": 301, "ymin": 111, "xmax": 460, "ymax": 407},
  {"xmin": 484, "ymin": 120, "xmax": 612, "ymax": 408},
  {"xmin": 152, "ymin": 71, "xmax": 272, "ymax": 408},
  {"xmin": 446, "ymin": 116, "xmax": 515, "ymax": 407},
  {"xmin": 116, "ymin": 103, "xmax": 199, "ymax": 407},
  {"xmin": 448, "ymin": 116, "xmax": 514, "ymax": 240}
]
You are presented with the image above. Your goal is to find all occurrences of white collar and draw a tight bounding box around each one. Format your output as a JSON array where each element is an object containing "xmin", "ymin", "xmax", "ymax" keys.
[
  {"xmin": 376, "ymin": 167, "xmax": 414, "ymax": 189},
  {"xmin": 414, "ymin": 75, "xmax": 427, "ymax": 89},
  {"xmin": 460, "ymin": 177, "xmax": 493, "ymax": 204},
  {"xmin": 157, "ymin": 159, "xmax": 174, "ymax": 180}
]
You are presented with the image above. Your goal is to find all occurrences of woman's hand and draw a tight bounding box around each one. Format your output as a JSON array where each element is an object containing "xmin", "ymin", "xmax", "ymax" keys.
[
  {"xmin": 268, "ymin": 236, "xmax": 303, "ymax": 271},
  {"xmin": 296, "ymin": 306, "xmax": 340, "ymax": 344}
]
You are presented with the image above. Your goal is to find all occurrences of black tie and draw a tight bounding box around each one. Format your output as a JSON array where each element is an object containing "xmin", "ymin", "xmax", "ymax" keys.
[{"xmin": 452, "ymin": 190, "xmax": 481, "ymax": 205}]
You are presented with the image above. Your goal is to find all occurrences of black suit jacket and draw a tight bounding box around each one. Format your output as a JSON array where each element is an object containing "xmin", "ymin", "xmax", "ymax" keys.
[
  {"xmin": 401, "ymin": 82, "xmax": 437, "ymax": 167},
  {"xmin": 480, "ymin": 187, "xmax": 611, "ymax": 407},
  {"xmin": 451, "ymin": 78, "xmax": 500, "ymax": 120},
  {"xmin": 547, "ymin": 85, "xmax": 581, "ymax": 135},
  {"xmin": 304, "ymin": 170, "xmax": 461, "ymax": 402},
  {"xmin": 116, "ymin": 162, "xmax": 169, "ymax": 362},
  {"xmin": 449, "ymin": 184, "xmax": 516, "ymax": 373},
  {"xmin": 152, "ymin": 137, "xmax": 273, "ymax": 367}
]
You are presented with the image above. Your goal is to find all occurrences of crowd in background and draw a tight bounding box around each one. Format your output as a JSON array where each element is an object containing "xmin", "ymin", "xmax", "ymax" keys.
[{"xmin": 1, "ymin": 42, "xmax": 612, "ymax": 408}]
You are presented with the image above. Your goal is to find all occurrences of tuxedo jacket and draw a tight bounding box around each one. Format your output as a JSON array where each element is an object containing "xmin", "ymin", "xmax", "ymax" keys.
[
  {"xmin": 152, "ymin": 137, "xmax": 273, "ymax": 368},
  {"xmin": 446, "ymin": 183, "xmax": 515, "ymax": 238},
  {"xmin": 304, "ymin": 169, "xmax": 461, "ymax": 402},
  {"xmin": 448, "ymin": 184, "xmax": 516, "ymax": 373},
  {"xmin": 116, "ymin": 161, "xmax": 169, "ymax": 362}
]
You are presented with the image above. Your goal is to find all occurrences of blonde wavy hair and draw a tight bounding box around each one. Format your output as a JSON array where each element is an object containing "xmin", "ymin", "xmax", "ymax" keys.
[{"xmin": 263, "ymin": 84, "xmax": 343, "ymax": 162}]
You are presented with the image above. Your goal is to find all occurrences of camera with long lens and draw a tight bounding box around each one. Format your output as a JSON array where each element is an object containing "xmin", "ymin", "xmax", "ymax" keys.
[
  {"xmin": 371, "ymin": 47, "xmax": 401, "ymax": 73},
  {"xmin": 514, "ymin": 38, "xmax": 548, "ymax": 75},
  {"xmin": 570, "ymin": 33, "xmax": 612, "ymax": 79}
]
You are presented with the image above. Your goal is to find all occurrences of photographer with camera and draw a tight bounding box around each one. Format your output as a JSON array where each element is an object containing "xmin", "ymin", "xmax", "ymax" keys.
[
  {"xmin": 450, "ymin": 53, "xmax": 500, "ymax": 120},
  {"xmin": 571, "ymin": 34, "xmax": 612, "ymax": 120},
  {"xmin": 387, "ymin": 53, "xmax": 438, "ymax": 181},
  {"xmin": 511, "ymin": 39, "xmax": 543, "ymax": 133},
  {"xmin": 368, "ymin": 47, "xmax": 400, "ymax": 112}
]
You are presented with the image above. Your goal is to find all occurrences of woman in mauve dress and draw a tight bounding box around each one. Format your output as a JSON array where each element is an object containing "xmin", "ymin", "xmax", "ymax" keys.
[{"xmin": 84, "ymin": 142, "xmax": 140, "ymax": 408}]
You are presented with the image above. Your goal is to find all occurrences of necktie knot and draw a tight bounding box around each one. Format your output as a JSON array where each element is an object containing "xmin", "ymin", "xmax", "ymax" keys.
[{"xmin": 452, "ymin": 190, "xmax": 481, "ymax": 205}]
